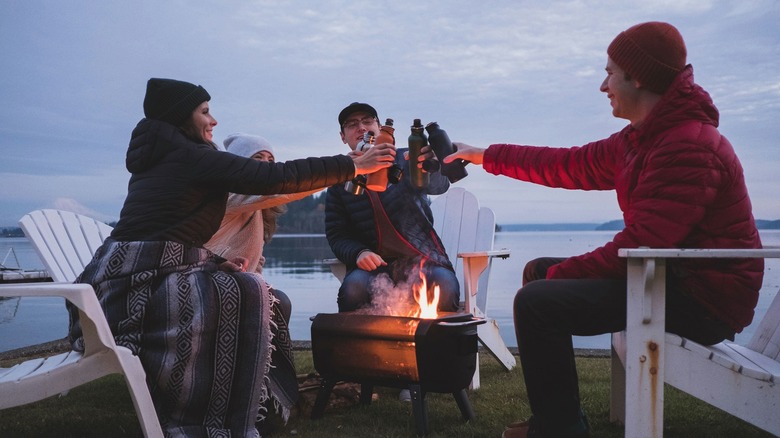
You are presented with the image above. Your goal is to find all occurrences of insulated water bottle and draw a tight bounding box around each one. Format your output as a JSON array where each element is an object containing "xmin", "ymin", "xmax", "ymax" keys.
[
  {"xmin": 425, "ymin": 121, "xmax": 468, "ymax": 183},
  {"xmin": 407, "ymin": 119, "xmax": 429, "ymax": 189},
  {"xmin": 365, "ymin": 121, "xmax": 394, "ymax": 191},
  {"xmin": 344, "ymin": 131, "xmax": 376, "ymax": 195}
]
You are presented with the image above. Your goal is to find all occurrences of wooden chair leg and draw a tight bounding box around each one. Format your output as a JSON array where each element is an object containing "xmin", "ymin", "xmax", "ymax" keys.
[{"xmin": 478, "ymin": 320, "xmax": 516, "ymax": 371}]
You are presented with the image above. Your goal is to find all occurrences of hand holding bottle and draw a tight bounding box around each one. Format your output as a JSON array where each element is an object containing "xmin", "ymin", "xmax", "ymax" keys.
[
  {"xmin": 444, "ymin": 142, "xmax": 485, "ymax": 165},
  {"xmin": 351, "ymin": 142, "xmax": 396, "ymax": 175},
  {"xmin": 404, "ymin": 144, "xmax": 436, "ymax": 169},
  {"xmin": 420, "ymin": 145, "xmax": 436, "ymax": 168}
]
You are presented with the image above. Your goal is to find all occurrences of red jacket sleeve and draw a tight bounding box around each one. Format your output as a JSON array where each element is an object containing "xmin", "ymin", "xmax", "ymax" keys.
[
  {"xmin": 548, "ymin": 133, "xmax": 726, "ymax": 280},
  {"xmin": 483, "ymin": 137, "xmax": 621, "ymax": 190},
  {"xmin": 483, "ymin": 129, "xmax": 728, "ymax": 281}
]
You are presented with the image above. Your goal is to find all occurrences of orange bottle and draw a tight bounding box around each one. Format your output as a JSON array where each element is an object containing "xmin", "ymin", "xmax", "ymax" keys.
[
  {"xmin": 366, "ymin": 118, "xmax": 394, "ymax": 191},
  {"xmin": 376, "ymin": 118, "xmax": 395, "ymax": 144}
]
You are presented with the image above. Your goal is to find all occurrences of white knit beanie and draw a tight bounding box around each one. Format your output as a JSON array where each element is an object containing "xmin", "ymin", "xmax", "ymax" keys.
[{"xmin": 223, "ymin": 133, "xmax": 275, "ymax": 160}]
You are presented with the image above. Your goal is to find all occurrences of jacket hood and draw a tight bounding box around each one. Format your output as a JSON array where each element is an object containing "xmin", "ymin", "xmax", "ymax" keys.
[
  {"xmin": 126, "ymin": 119, "xmax": 191, "ymax": 174},
  {"xmin": 635, "ymin": 65, "xmax": 719, "ymax": 141}
]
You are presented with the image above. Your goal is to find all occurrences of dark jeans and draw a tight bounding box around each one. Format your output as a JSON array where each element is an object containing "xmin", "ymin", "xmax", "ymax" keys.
[
  {"xmin": 338, "ymin": 264, "xmax": 460, "ymax": 312},
  {"xmin": 515, "ymin": 257, "xmax": 734, "ymax": 437}
]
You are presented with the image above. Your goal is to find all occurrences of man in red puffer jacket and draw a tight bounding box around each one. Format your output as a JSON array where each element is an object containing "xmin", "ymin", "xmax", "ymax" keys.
[{"xmin": 445, "ymin": 22, "xmax": 763, "ymax": 438}]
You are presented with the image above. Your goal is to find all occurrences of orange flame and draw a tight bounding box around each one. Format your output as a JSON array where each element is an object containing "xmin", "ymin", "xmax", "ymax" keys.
[{"xmin": 413, "ymin": 259, "xmax": 439, "ymax": 319}]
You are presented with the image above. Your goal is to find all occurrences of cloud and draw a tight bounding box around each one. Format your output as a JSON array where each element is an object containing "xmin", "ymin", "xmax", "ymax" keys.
[
  {"xmin": 51, "ymin": 198, "xmax": 116, "ymax": 224},
  {"xmin": 0, "ymin": 168, "xmax": 126, "ymax": 225},
  {"xmin": 1, "ymin": 0, "xmax": 778, "ymax": 227}
]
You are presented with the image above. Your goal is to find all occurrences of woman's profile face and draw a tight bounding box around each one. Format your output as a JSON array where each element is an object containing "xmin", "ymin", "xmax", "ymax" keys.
[
  {"xmin": 250, "ymin": 151, "xmax": 274, "ymax": 162},
  {"xmin": 189, "ymin": 101, "xmax": 217, "ymax": 143}
]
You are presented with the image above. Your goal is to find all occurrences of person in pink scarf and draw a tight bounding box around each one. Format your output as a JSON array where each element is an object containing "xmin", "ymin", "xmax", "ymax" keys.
[{"xmin": 206, "ymin": 133, "xmax": 319, "ymax": 323}]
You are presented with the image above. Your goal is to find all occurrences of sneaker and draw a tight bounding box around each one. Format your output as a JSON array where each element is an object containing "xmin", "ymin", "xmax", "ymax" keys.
[
  {"xmin": 501, "ymin": 417, "xmax": 534, "ymax": 438},
  {"xmin": 399, "ymin": 389, "xmax": 411, "ymax": 402},
  {"xmin": 502, "ymin": 420, "xmax": 531, "ymax": 438},
  {"xmin": 503, "ymin": 414, "xmax": 590, "ymax": 438}
]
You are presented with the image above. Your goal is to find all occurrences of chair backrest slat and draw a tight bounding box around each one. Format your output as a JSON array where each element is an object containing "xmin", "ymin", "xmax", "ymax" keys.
[
  {"xmin": 430, "ymin": 187, "xmax": 496, "ymax": 304},
  {"xmin": 747, "ymin": 288, "xmax": 780, "ymax": 360},
  {"xmin": 19, "ymin": 209, "xmax": 113, "ymax": 283}
]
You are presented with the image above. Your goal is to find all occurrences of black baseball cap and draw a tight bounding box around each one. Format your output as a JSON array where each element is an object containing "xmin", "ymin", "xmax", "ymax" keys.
[{"xmin": 338, "ymin": 102, "xmax": 378, "ymax": 128}]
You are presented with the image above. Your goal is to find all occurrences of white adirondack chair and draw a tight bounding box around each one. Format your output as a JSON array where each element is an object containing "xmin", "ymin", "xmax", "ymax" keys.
[
  {"xmin": 0, "ymin": 209, "xmax": 163, "ymax": 437},
  {"xmin": 19, "ymin": 209, "xmax": 113, "ymax": 283},
  {"xmin": 325, "ymin": 187, "xmax": 515, "ymax": 389},
  {"xmin": 610, "ymin": 247, "xmax": 780, "ymax": 437}
]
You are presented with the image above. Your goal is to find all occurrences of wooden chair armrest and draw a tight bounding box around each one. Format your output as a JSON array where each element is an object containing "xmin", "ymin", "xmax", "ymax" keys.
[
  {"xmin": 322, "ymin": 258, "xmax": 346, "ymax": 282},
  {"xmin": 0, "ymin": 282, "xmax": 117, "ymax": 356},
  {"xmin": 614, "ymin": 245, "xmax": 780, "ymax": 437},
  {"xmin": 618, "ymin": 247, "xmax": 780, "ymax": 259},
  {"xmin": 457, "ymin": 249, "xmax": 511, "ymax": 260}
]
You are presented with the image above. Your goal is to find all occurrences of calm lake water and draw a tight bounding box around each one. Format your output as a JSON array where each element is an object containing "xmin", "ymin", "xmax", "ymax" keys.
[{"xmin": 2, "ymin": 231, "xmax": 779, "ymax": 353}]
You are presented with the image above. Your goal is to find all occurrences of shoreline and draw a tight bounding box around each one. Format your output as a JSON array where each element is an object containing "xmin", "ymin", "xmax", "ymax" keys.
[{"xmin": 0, "ymin": 338, "xmax": 610, "ymax": 362}]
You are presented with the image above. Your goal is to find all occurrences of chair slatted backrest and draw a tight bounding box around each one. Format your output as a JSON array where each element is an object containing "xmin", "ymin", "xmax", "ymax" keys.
[
  {"xmin": 747, "ymin": 288, "xmax": 780, "ymax": 360},
  {"xmin": 19, "ymin": 209, "xmax": 113, "ymax": 283},
  {"xmin": 430, "ymin": 187, "xmax": 497, "ymax": 311}
]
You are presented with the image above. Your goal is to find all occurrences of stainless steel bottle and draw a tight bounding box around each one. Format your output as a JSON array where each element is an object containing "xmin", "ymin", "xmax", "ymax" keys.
[
  {"xmin": 407, "ymin": 119, "xmax": 429, "ymax": 189},
  {"xmin": 344, "ymin": 131, "xmax": 376, "ymax": 195}
]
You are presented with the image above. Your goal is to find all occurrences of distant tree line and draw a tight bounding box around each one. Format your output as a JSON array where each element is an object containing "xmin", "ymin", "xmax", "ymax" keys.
[
  {"xmin": 1, "ymin": 227, "xmax": 25, "ymax": 238},
  {"xmin": 276, "ymin": 191, "xmax": 328, "ymax": 234},
  {"xmin": 3, "ymin": 203, "xmax": 780, "ymax": 237},
  {"xmin": 0, "ymin": 194, "xmax": 329, "ymax": 238}
]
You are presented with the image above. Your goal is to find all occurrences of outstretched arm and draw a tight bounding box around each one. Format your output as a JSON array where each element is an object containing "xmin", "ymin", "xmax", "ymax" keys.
[{"xmin": 225, "ymin": 189, "xmax": 322, "ymax": 215}]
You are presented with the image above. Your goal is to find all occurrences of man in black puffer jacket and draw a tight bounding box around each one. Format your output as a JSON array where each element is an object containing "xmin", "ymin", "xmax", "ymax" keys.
[{"xmin": 325, "ymin": 102, "xmax": 460, "ymax": 314}]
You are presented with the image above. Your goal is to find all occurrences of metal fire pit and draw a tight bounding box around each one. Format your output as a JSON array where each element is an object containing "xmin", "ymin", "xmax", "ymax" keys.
[{"xmin": 310, "ymin": 311, "xmax": 485, "ymax": 436}]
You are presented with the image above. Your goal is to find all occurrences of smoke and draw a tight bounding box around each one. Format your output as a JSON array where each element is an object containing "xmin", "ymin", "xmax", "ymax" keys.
[{"xmin": 353, "ymin": 262, "xmax": 437, "ymax": 317}]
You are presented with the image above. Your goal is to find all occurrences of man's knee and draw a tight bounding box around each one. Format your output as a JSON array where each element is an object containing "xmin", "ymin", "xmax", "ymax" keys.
[
  {"xmin": 428, "ymin": 268, "xmax": 460, "ymax": 311},
  {"xmin": 523, "ymin": 257, "xmax": 565, "ymax": 285},
  {"xmin": 513, "ymin": 280, "xmax": 553, "ymax": 321},
  {"xmin": 438, "ymin": 289, "xmax": 460, "ymax": 311},
  {"xmin": 338, "ymin": 270, "xmax": 371, "ymax": 312}
]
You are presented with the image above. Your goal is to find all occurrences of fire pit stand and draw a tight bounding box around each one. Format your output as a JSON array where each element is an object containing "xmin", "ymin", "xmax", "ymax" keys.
[{"xmin": 309, "ymin": 312, "xmax": 485, "ymax": 436}]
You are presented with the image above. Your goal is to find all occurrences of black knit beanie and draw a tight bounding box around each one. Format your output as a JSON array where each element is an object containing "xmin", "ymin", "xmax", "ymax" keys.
[{"xmin": 143, "ymin": 78, "xmax": 211, "ymax": 126}]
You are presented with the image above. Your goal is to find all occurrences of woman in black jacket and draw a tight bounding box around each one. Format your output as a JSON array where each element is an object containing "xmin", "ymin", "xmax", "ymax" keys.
[{"xmin": 71, "ymin": 78, "xmax": 395, "ymax": 437}]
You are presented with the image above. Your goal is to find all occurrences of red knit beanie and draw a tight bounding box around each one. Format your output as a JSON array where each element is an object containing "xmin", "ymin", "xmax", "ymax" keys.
[{"xmin": 607, "ymin": 22, "xmax": 687, "ymax": 95}]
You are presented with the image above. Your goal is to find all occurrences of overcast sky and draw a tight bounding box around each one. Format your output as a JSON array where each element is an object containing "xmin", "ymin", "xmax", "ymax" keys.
[{"xmin": 1, "ymin": 1, "xmax": 778, "ymax": 227}]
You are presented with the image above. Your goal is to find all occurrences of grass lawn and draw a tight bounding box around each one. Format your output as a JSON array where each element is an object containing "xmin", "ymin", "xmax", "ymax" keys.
[{"xmin": 0, "ymin": 349, "xmax": 774, "ymax": 437}]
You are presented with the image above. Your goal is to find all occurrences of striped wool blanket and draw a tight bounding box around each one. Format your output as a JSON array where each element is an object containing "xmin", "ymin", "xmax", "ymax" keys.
[{"xmin": 70, "ymin": 238, "xmax": 296, "ymax": 437}]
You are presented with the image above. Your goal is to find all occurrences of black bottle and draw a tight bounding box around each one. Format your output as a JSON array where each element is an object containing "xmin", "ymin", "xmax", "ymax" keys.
[
  {"xmin": 407, "ymin": 119, "xmax": 429, "ymax": 189},
  {"xmin": 425, "ymin": 121, "xmax": 468, "ymax": 183},
  {"xmin": 344, "ymin": 174, "xmax": 366, "ymax": 195}
]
